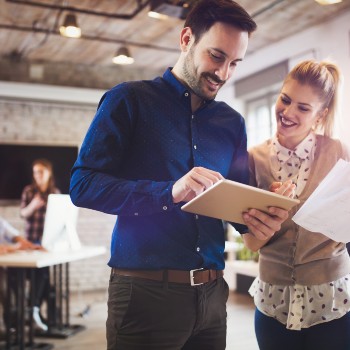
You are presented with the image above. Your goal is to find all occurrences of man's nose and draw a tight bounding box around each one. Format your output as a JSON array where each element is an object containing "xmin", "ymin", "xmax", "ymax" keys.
[{"xmin": 215, "ymin": 64, "xmax": 230, "ymax": 82}]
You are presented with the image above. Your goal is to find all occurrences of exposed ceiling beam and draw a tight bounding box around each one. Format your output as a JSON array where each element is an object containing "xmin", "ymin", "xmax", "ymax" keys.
[
  {"xmin": 251, "ymin": 0, "xmax": 288, "ymax": 18},
  {"xmin": 5, "ymin": 0, "xmax": 151, "ymax": 20},
  {"xmin": 0, "ymin": 24, "xmax": 179, "ymax": 53}
]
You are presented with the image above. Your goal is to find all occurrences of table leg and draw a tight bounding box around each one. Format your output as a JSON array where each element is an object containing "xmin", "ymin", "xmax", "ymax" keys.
[
  {"xmin": 35, "ymin": 263, "xmax": 85, "ymax": 339},
  {"xmin": 0, "ymin": 268, "xmax": 54, "ymax": 350}
]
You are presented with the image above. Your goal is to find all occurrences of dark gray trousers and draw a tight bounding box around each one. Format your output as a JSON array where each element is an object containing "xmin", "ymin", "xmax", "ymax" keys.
[{"xmin": 106, "ymin": 274, "xmax": 229, "ymax": 350}]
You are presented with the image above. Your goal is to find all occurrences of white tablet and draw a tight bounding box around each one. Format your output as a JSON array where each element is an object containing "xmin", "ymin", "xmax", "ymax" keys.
[{"xmin": 181, "ymin": 179, "xmax": 300, "ymax": 224}]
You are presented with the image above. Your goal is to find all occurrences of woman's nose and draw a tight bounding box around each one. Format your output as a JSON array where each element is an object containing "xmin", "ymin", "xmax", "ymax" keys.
[{"xmin": 282, "ymin": 104, "xmax": 294, "ymax": 117}]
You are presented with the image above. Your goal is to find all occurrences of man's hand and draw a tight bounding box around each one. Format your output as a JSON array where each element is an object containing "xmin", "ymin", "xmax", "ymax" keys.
[
  {"xmin": 172, "ymin": 167, "xmax": 223, "ymax": 203},
  {"xmin": 242, "ymin": 206, "xmax": 289, "ymax": 241},
  {"xmin": 241, "ymin": 180, "xmax": 295, "ymax": 250}
]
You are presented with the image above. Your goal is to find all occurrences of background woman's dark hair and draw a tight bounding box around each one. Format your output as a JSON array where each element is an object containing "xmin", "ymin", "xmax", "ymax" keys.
[
  {"xmin": 184, "ymin": 0, "xmax": 257, "ymax": 44},
  {"xmin": 32, "ymin": 158, "xmax": 56, "ymax": 193}
]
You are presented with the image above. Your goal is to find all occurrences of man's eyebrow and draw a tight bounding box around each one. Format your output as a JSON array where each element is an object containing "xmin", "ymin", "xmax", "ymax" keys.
[{"xmin": 211, "ymin": 48, "xmax": 243, "ymax": 62}]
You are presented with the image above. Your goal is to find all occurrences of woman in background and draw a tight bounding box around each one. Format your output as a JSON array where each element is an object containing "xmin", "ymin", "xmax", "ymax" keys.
[
  {"xmin": 21, "ymin": 159, "xmax": 60, "ymax": 244},
  {"xmin": 20, "ymin": 158, "xmax": 60, "ymax": 332},
  {"xmin": 244, "ymin": 60, "xmax": 350, "ymax": 349}
]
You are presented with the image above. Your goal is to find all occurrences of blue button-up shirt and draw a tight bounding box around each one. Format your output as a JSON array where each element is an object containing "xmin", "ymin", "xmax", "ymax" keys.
[{"xmin": 70, "ymin": 68, "xmax": 248, "ymax": 270}]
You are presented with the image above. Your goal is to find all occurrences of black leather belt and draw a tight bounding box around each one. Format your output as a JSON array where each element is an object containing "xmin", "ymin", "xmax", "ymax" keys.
[{"xmin": 111, "ymin": 268, "xmax": 224, "ymax": 286}]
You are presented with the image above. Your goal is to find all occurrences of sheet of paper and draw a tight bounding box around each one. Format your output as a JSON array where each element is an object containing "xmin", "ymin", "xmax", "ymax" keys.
[{"xmin": 292, "ymin": 159, "xmax": 350, "ymax": 243}]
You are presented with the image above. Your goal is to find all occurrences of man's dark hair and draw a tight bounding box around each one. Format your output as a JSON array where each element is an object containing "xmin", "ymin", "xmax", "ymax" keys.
[{"xmin": 184, "ymin": 0, "xmax": 257, "ymax": 43}]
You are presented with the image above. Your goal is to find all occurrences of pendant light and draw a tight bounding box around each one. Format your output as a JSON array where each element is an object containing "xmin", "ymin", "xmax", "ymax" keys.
[
  {"xmin": 112, "ymin": 46, "xmax": 134, "ymax": 65},
  {"xmin": 314, "ymin": 0, "xmax": 342, "ymax": 4},
  {"xmin": 59, "ymin": 13, "xmax": 81, "ymax": 38}
]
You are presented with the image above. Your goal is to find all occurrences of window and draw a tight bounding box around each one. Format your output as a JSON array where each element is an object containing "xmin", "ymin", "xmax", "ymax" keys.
[
  {"xmin": 233, "ymin": 61, "xmax": 288, "ymax": 148},
  {"xmin": 245, "ymin": 92, "xmax": 278, "ymax": 149}
]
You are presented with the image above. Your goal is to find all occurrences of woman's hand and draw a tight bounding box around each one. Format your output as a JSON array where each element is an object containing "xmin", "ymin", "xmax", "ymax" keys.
[
  {"xmin": 270, "ymin": 180, "xmax": 296, "ymax": 198},
  {"xmin": 30, "ymin": 194, "xmax": 46, "ymax": 210},
  {"xmin": 21, "ymin": 194, "xmax": 45, "ymax": 218}
]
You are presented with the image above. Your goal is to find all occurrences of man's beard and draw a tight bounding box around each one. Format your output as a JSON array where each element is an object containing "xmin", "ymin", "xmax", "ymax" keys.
[{"xmin": 182, "ymin": 48, "xmax": 225, "ymax": 101}]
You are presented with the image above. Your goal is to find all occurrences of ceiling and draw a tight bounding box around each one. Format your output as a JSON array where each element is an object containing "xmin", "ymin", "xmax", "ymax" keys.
[{"xmin": 1, "ymin": 0, "xmax": 350, "ymax": 72}]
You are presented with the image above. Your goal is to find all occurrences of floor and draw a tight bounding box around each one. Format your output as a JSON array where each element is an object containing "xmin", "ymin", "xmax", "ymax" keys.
[{"xmin": 34, "ymin": 289, "xmax": 259, "ymax": 350}]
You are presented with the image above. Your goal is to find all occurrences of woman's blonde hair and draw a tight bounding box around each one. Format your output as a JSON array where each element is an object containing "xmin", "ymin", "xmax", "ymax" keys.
[{"xmin": 284, "ymin": 59, "xmax": 343, "ymax": 137}]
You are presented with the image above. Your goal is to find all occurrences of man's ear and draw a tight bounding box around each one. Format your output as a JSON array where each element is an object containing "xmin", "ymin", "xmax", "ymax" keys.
[{"xmin": 180, "ymin": 27, "xmax": 194, "ymax": 52}]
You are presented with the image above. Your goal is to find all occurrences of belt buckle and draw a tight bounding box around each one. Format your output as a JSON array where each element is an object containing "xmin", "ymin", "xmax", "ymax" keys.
[{"xmin": 190, "ymin": 268, "xmax": 204, "ymax": 286}]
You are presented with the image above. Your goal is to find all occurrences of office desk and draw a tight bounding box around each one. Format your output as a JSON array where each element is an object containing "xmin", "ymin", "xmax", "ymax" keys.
[{"xmin": 0, "ymin": 246, "xmax": 106, "ymax": 350}]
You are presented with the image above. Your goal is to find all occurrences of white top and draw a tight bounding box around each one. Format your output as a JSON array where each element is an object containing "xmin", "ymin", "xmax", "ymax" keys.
[
  {"xmin": 249, "ymin": 275, "xmax": 350, "ymax": 330},
  {"xmin": 271, "ymin": 132, "xmax": 316, "ymax": 198},
  {"xmin": 0, "ymin": 217, "xmax": 19, "ymax": 244}
]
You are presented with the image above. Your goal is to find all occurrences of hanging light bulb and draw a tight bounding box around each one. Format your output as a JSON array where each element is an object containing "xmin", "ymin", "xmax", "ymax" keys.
[
  {"xmin": 59, "ymin": 13, "xmax": 81, "ymax": 38},
  {"xmin": 112, "ymin": 46, "xmax": 134, "ymax": 65},
  {"xmin": 314, "ymin": 0, "xmax": 342, "ymax": 4}
]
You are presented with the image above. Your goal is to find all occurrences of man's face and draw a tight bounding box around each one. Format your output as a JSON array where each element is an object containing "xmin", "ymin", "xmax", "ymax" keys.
[{"xmin": 181, "ymin": 22, "xmax": 249, "ymax": 101}]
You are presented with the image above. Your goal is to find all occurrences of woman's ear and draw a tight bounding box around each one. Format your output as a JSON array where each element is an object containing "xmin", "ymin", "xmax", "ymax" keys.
[{"xmin": 317, "ymin": 107, "xmax": 329, "ymax": 123}]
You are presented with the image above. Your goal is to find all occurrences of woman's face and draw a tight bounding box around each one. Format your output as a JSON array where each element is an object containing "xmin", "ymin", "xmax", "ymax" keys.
[
  {"xmin": 275, "ymin": 79, "xmax": 325, "ymax": 149},
  {"xmin": 33, "ymin": 163, "xmax": 51, "ymax": 188}
]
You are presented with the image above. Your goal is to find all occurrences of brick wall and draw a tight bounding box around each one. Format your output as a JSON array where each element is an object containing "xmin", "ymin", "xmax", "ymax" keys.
[
  {"xmin": 0, "ymin": 97, "xmax": 116, "ymax": 292},
  {"xmin": 0, "ymin": 58, "xmax": 164, "ymax": 90}
]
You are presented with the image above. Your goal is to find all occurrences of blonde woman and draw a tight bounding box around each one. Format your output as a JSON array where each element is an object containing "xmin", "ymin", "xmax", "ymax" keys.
[{"xmin": 244, "ymin": 60, "xmax": 350, "ymax": 349}]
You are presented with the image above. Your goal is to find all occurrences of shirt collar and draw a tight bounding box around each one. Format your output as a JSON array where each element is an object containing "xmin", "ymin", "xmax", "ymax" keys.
[
  {"xmin": 273, "ymin": 132, "xmax": 316, "ymax": 162},
  {"xmin": 162, "ymin": 68, "xmax": 214, "ymax": 105}
]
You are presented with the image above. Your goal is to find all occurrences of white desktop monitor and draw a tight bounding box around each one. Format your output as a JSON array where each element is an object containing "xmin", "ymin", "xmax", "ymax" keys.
[{"xmin": 42, "ymin": 194, "xmax": 81, "ymax": 252}]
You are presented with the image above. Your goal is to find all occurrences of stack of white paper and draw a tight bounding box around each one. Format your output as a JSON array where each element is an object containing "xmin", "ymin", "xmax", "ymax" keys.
[{"xmin": 292, "ymin": 159, "xmax": 350, "ymax": 243}]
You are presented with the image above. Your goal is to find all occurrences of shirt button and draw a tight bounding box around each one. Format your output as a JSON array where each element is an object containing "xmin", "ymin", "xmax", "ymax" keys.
[
  {"xmin": 184, "ymin": 92, "xmax": 189, "ymax": 97},
  {"xmin": 193, "ymin": 145, "xmax": 197, "ymax": 150},
  {"xmin": 195, "ymin": 215, "xmax": 199, "ymax": 220},
  {"xmin": 134, "ymin": 212, "xmax": 139, "ymax": 216},
  {"xmin": 196, "ymin": 247, "xmax": 200, "ymax": 252},
  {"xmin": 162, "ymin": 206, "xmax": 167, "ymax": 211},
  {"xmin": 191, "ymin": 115, "xmax": 194, "ymax": 119}
]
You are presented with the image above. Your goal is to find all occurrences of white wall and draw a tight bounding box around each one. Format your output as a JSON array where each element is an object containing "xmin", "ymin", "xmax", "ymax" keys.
[{"xmin": 219, "ymin": 10, "xmax": 350, "ymax": 148}]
